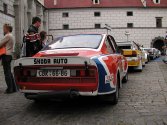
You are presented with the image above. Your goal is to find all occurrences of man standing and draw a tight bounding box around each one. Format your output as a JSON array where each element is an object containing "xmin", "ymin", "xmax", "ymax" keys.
[
  {"xmin": 24, "ymin": 17, "xmax": 42, "ymax": 57},
  {"xmin": 0, "ymin": 24, "xmax": 16, "ymax": 93},
  {"xmin": 28, "ymin": 17, "xmax": 41, "ymax": 34}
]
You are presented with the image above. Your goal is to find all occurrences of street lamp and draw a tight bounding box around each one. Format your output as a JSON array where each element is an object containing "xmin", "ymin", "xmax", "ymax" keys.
[{"xmin": 125, "ymin": 31, "xmax": 130, "ymax": 42}]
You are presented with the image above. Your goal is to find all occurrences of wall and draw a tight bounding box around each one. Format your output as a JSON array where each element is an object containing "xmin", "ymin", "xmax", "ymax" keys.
[
  {"xmin": 0, "ymin": 0, "xmax": 15, "ymax": 40},
  {"xmin": 14, "ymin": 0, "xmax": 48, "ymax": 44},
  {"xmin": 48, "ymin": 8, "xmax": 167, "ymax": 47}
]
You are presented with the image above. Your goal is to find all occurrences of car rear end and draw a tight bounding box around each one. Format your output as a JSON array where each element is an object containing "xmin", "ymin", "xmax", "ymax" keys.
[
  {"xmin": 146, "ymin": 48, "xmax": 156, "ymax": 59},
  {"xmin": 122, "ymin": 50, "xmax": 141, "ymax": 67},
  {"xmin": 14, "ymin": 57, "xmax": 99, "ymax": 99}
]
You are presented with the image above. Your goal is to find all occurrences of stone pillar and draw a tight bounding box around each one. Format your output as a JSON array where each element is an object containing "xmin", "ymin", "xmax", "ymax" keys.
[{"xmin": 14, "ymin": 0, "xmax": 25, "ymax": 43}]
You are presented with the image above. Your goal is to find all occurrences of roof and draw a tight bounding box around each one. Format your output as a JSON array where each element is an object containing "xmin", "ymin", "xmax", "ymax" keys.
[
  {"xmin": 44, "ymin": 0, "xmax": 167, "ymax": 9},
  {"xmin": 146, "ymin": 0, "xmax": 167, "ymax": 7},
  {"xmin": 44, "ymin": 0, "xmax": 144, "ymax": 9},
  {"xmin": 117, "ymin": 42, "xmax": 132, "ymax": 46}
]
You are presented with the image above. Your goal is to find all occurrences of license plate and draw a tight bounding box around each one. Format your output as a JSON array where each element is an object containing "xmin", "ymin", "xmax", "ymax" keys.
[{"xmin": 37, "ymin": 69, "xmax": 70, "ymax": 77}]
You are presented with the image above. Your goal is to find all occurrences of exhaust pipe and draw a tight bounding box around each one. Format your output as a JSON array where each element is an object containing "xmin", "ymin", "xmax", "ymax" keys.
[{"xmin": 70, "ymin": 90, "xmax": 80, "ymax": 98}]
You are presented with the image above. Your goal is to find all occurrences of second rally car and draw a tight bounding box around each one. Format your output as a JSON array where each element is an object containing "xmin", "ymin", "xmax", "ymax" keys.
[{"xmin": 14, "ymin": 34, "xmax": 128, "ymax": 104}]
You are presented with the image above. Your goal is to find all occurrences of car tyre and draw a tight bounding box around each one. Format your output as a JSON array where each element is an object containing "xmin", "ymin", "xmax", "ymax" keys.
[
  {"xmin": 102, "ymin": 75, "xmax": 120, "ymax": 105},
  {"xmin": 111, "ymin": 78, "xmax": 119, "ymax": 105},
  {"xmin": 122, "ymin": 73, "xmax": 128, "ymax": 83}
]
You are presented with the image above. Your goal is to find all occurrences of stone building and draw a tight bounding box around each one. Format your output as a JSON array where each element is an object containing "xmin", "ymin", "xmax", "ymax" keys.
[
  {"xmin": 0, "ymin": 0, "xmax": 48, "ymax": 56},
  {"xmin": 14, "ymin": 0, "xmax": 48, "ymax": 47},
  {"xmin": 0, "ymin": 0, "xmax": 15, "ymax": 40},
  {"xmin": 44, "ymin": 0, "xmax": 167, "ymax": 52}
]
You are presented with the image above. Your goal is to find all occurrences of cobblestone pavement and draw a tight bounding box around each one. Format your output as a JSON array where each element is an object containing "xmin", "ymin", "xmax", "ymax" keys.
[{"xmin": 0, "ymin": 59, "xmax": 167, "ymax": 125}]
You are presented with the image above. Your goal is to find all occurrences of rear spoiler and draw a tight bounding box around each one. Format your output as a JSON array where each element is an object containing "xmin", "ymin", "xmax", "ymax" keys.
[
  {"xmin": 14, "ymin": 57, "xmax": 97, "ymax": 67},
  {"xmin": 121, "ymin": 49, "xmax": 138, "ymax": 57}
]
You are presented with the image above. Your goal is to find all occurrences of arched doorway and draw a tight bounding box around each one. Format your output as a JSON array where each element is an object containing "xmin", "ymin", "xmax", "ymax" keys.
[
  {"xmin": 151, "ymin": 36, "xmax": 165, "ymax": 55},
  {"xmin": 153, "ymin": 40, "xmax": 164, "ymax": 52}
]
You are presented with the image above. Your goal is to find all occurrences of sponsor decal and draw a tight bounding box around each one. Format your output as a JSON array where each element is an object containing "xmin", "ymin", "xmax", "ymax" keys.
[
  {"xmin": 105, "ymin": 74, "xmax": 114, "ymax": 84},
  {"xmin": 34, "ymin": 58, "xmax": 68, "ymax": 65}
]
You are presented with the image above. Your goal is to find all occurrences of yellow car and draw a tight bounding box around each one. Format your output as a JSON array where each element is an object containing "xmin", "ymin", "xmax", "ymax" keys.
[{"xmin": 117, "ymin": 41, "xmax": 143, "ymax": 71}]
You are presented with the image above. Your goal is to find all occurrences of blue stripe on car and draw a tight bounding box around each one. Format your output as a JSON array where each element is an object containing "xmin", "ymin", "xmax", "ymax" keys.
[{"xmin": 92, "ymin": 58, "xmax": 115, "ymax": 93}]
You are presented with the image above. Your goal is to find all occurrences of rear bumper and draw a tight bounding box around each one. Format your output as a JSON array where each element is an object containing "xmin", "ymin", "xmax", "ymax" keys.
[
  {"xmin": 21, "ymin": 89, "xmax": 98, "ymax": 97},
  {"xmin": 126, "ymin": 58, "xmax": 140, "ymax": 67},
  {"xmin": 18, "ymin": 82, "xmax": 97, "ymax": 92}
]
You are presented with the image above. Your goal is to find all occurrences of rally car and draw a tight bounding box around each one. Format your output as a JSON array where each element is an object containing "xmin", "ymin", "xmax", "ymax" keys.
[
  {"xmin": 14, "ymin": 34, "xmax": 128, "ymax": 104},
  {"xmin": 117, "ymin": 41, "xmax": 143, "ymax": 71}
]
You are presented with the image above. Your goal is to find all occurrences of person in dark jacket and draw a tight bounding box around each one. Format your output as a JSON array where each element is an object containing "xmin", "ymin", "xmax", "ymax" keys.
[{"xmin": 25, "ymin": 17, "xmax": 42, "ymax": 57}]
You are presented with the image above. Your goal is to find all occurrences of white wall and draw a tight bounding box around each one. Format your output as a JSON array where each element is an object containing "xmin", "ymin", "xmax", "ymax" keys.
[
  {"xmin": 48, "ymin": 8, "xmax": 167, "ymax": 47},
  {"xmin": 0, "ymin": 0, "xmax": 15, "ymax": 41}
]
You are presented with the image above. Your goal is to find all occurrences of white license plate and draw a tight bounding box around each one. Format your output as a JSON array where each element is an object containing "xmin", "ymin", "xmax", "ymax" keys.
[{"xmin": 37, "ymin": 69, "xmax": 70, "ymax": 77}]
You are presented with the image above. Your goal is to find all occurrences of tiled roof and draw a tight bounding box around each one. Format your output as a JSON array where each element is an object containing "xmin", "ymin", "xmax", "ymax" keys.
[
  {"xmin": 44, "ymin": 0, "xmax": 144, "ymax": 9},
  {"xmin": 146, "ymin": 0, "xmax": 167, "ymax": 7},
  {"xmin": 44, "ymin": 0, "xmax": 167, "ymax": 9}
]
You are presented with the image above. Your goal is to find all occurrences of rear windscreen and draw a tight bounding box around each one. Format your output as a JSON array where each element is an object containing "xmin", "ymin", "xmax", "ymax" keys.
[
  {"xmin": 118, "ymin": 45, "xmax": 131, "ymax": 50},
  {"xmin": 43, "ymin": 34, "xmax": 103, "ymax": 50}
]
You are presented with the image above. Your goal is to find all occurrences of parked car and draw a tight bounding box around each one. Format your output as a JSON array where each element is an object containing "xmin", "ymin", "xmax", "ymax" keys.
[
  {"xmin": 155, "ymin": 49, "xmax": 161, "ymax": 58},
  {"xmin": 143, "ymin": 48, "xmax": 157, "ymax": 60},
  {"xmin": 14, "ymin": 34, "xmax": 128, "ymax": 104},
  {"xmin": 117, "ymin": 41, "xmax": 143, "ymax": 71},
  {"xmin": 141, "ymin": 48, "xmax": 150, "ymax": 63}
]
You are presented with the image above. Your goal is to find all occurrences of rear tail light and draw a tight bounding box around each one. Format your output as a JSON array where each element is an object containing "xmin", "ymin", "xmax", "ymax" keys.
[
  {"xmin": 80, "ymin": 70, "xmax": 86, "ymax": 77},
  {"xmin": 80, "ymin": 70, "xmax": 96, "ymax": 77},
  {"xmin": 22, "ymin": 70, "xmax": 36, "ymax": 77},
  {"xmin": 89, "ymin": 70, "xmax": 95, "ymax": 77},
  {"xmin": 132, "ymin": 51, "xmax": 137, "ymax": 57}
]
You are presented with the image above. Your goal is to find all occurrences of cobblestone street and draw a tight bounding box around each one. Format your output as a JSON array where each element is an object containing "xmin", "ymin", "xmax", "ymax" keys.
[{"xmin": 0, "ymin": 60, "xmax": 167, "ymax": 125}]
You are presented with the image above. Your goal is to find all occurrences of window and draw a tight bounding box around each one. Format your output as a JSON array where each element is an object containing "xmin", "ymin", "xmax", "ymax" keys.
[
  {"xmin": 54, "ymin": 0, "xmax": 57, "ymax": 5},
  {"xmin": 95, "ymin": 24, "xmax": 101, "ymax": 29},
  {"xmin": 108, "ymin": 36, "xmax": 118, "ymax": 52},
  {"xmin": 156, "ymin": 17, "xmax": 162, "ymax": 28},
  {"xmin": 127, "ymin": 11, "xmax": 133, "ymax": 16},
  {"xmin": 63, "ymin": 24, "xmax": 69, "ymax": 29},
  {"xmin": 3, "ymin": 3, "xmax": 8, "ymax": 14},
  {"xmin": 127, "ymin": 23, "xmax": 133, "ymax": 28},
  {"xmin": 43, "ymin": 34, "xmax": 103, "ymax": 50},
  {"xmin": 154, "ymin": 0, "xmax": 160, "ymax": 4},
  {"xmin": 62, "ymin": 12, "xmax": 69, "ymax": 17},
  {"xmin": 118, "ymin": 45, "xmax": 131, "ymax": 50},
  {"xmin": 105, "ymin": 38, "xmax": 114, "ymax": 54},
  {"xmin": 92, "ymin": 0, "xmax": 100, "ymax": 4},
  {"xmin": 94, "ymin": 12, "xmax": 101, "ymax": 17}
]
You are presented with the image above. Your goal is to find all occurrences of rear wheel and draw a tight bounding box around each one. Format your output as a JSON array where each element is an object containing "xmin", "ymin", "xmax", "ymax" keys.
[
  {"xmin": 112, "ymin": 81, "xmax": 119, "ymax": 105},
  {"xmin": 102, "ymin": 74, "xmax": 120, "ymax": 105},
  {"xmin": 122, "ymin": 73, "xmax": 128, "ymax": 83}
]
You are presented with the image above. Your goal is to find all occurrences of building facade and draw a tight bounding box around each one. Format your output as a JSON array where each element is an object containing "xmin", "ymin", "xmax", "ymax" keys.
[
  {"xmin": 45, "ymin": 0, "xmax": 167, "ymax": 51},
  {"xmin": 14, "ymin": 0, "xmax": 48, "ymax": 46},
  {"xmin": 0, "ymin": 0, "xmax": 48, "ymax": 56},
  {"xmin": 0, "ymin": 0, "xmax": 15, "ymax": 40}
]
